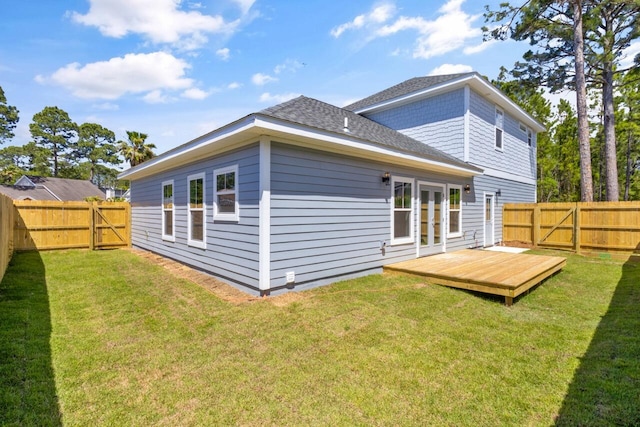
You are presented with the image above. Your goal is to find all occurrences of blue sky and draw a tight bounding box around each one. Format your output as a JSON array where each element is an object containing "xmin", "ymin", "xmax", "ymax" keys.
[{"xmin": 1, "ymin": 0, "xmax": 612, "ymax": 161}]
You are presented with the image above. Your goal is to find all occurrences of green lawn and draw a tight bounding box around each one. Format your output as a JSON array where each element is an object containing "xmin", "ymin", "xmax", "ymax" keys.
[{"xmin": 1, "ymin": 249, "xmax": 638, "ymax": 426}]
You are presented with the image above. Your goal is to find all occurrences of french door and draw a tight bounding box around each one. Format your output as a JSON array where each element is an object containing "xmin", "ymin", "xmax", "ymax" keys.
[{"xmin": 419, "ymin": 184, "xmax": 444, "ymax": 257}]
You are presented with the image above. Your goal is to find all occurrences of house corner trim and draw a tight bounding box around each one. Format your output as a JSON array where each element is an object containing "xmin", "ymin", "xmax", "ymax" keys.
[
  {"xmin": 463, "ymin": 84, "xmax": 470, "ymax": 162},
  {"xmin": 259, "ymin": 136, "xmax": 271, "ymax": 291}
]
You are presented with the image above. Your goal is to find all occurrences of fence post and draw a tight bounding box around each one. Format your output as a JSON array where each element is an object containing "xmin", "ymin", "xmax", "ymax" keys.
[
  {"xmin": 532, "ymin": 205, "xmax": 541, "ymax": 248},
  {"xmin": 574, "ymin": 203, "xmax": 581, "ymax": 254},
  {"xmin": 89, "ymin": 202, "xmax": 95, "ymax": 250}
]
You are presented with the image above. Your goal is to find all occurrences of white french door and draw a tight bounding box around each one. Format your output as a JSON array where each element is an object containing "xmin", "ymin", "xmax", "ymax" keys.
[{"xmin": 418, "ymin": 183, "xmax": 445, "ymax": 257}]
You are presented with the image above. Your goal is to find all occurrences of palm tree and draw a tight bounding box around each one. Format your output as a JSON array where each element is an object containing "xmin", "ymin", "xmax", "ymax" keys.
[{"xmin": 118, "ymin": 131, "xmax": 156, "ymax": 167}]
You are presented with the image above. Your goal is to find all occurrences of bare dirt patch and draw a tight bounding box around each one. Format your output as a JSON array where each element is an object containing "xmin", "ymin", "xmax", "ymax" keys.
[{"xmin": 126, "ymin": 248, "xmax": 309, "ymax": 306}]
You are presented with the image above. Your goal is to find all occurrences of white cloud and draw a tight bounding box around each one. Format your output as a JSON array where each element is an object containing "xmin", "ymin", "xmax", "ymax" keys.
[
  {"xmin": 143, "ymin": 89, "xmax": 170, "ymax": 104},
  {"xmin": 71, "ymin": 0, "xmax": 238, "ymax": 50},
  {"xmin": 620, "ymin": 40, "xmax": 640, "ymax": 70},
  {"xmin": 38, "ymin": 52, "xmax": 194, "ymax": 100},
  {"xmin": 216, "ymin": 47, "xmax": 230, "ymax": 61},
  {"xmin": 233, "ymin": 0, "xmax": 256, "ymax": 14},
  {"xmin": 378, "ymin": 0, "xmax": 482, "ymax": 59},
  {"xmin": 182, "ymin": 87, "xmax": 209, "ymax": 100},
  {"xmin": 227, "ymin": 82, "xmax": 242, "ymax": 89},
  {"xmin": 252, "ymin": 72, "xmax": 278, "ymax": 86},
  {"xmin": 335, "ymin": 0, "xmax": 484, "ymax": 60},
  {"xmin": 429, "ymin": 64, "xmax": 473, "ymax": 75},
  {"xmin": 92, "ymin": 102, "xmax": 120, "ymax": 111},
  {"xmin": 330, "ymin": 2, "xmax": 396, "ymax": 37},
  {"xmin": 463, "ymin": 39, "xmax": 497, "ymax": 55},
  {"xmin": 259, "ymin": 92, "xmax": 300, "ymax": 103},
  {"xmin": 274, "ymin": 59, "xmax": 303, "ymax": 74}
]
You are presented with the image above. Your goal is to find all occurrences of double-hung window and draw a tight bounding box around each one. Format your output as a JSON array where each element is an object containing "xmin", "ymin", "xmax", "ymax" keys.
[
  {"xmin": 495, "ymin": 108, "xmax": 504, "ymax": 151},
  {"xmin": 187, "ymin": 172, "xmax": 206, "ymax": 248},
  {"xmin": 448, "ymin": 185, "xmax": 462, "ymax": 237},
  {"xmin": 391, "ymin": 177, "xmax": 413, "ymax": 245},
  {"xmin": 214, "ymin": 165, "xmax": 239, "ymax": 221},
  {"xmin": 161, "ymin": 180, "xmax": 175, "ymax": 241}
]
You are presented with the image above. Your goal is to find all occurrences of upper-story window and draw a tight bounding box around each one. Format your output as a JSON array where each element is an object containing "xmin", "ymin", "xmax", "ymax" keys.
[
  {"xmin": 495, "ymin": 108, "xmax": 504, "ymax": 151},
  {"xmin": 527, "ymin": 129, "xmax": 533, "ymax": 147},
  {"xmin": 213, "ymin": 165, "xmax": 239, "ymax": 221},
  {"xmin": 161, "ymin": 180, "xmax": 175, "ymax": 242}
]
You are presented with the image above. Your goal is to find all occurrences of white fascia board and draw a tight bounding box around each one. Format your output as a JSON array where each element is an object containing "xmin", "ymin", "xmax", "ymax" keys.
[
  {"xmin": 118, "ymin": 116, "xmax": 259, "ymax": 181},
  {"xmin": 353, "ymin": 74, "xmax": 546, "ymax": 134},
  {"xmin": 253, "ymin": 116, "xmax": 482, "ymax": 177},
  {"xmin": 119, "ymin": 113, "xmax": 482, "ymax": 181}
]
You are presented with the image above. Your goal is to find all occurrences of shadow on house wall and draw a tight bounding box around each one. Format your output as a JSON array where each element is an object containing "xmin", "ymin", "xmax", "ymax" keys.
[
  {"xmin": 0, "ymin": 251, "xmax": 62, "ymax": 426},
  {"xmin": 555, "ymin": 246, "xmax": 640, "ymax": 425}
]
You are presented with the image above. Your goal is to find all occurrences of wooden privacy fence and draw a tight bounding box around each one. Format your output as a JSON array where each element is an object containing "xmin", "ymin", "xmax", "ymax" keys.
[
  {"xmin": 0, "ymin": 193, "xmax": 14, "ymax": 283},
  {"xmin": 503, "ymin": 202, "xmax": 640, "ymax": 256},
  {"xmin": 12, "ymin": 200, "xmax": 131, "ymax": 251}
]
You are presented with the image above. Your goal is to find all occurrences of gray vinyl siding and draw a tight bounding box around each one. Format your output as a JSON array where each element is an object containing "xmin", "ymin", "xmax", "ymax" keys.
[
  {"xmin": 269, "ymin": 142, "xmax": 475, "ymax": 290},
  {"xmin": 130, "ymin": 143, "xmax": 261, "ymax": 289},
  {"xmin": 270, "ymin": 143, "xmax": 389, "ymax": 289},
  {"xmin": 456, "ymin": 174, "xmax": 536, "ymax": 250},
  {"xmin": 468, "ymin": 89, "xmax": 536, "ymax": 179},
  {"xmin": 363, "ymin": 89, "xmax": 466, "ymax": 159}
]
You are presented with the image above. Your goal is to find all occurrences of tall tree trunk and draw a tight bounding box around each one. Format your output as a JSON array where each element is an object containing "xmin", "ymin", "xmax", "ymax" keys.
[
  {"xmin": 602, "ymin": 8, "xmax": 619, "ymax": 201},
  {"xmin": 573, "ymin": 0, "xmax": 594, "ymax": 202},
  {"xmin": 625, "ymin": 130, "xmax": 632, "ymax": 201}
]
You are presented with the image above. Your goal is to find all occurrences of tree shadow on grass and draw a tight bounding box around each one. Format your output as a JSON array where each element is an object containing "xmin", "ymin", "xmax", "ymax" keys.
[
  {"xmin": 0, "ymin": 251, "xmax": 62, "ymax": 426},
  {"xmin": 555, "ymin": 254, "xmax": 640, "ymax": 426}
]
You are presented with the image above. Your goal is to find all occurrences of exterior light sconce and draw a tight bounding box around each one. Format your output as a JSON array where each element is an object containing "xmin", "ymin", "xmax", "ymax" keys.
[
  {"xmin": 464, "ymin": 184, "xmax": 471, "ymax": 194},
  {"xmin": 496, "ymin": 189, "xmax": 502, "ymax": 197},
  {"xmin": 381, "ymin": 172, "xmax": 391, "ymax": 185}
]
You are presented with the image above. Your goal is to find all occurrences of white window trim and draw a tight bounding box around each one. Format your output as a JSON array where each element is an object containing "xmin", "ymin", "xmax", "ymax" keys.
[
  {"xmin": 447, "ymin": 184, "xmax": 463, "ymax": 238},
  {"xmin": 527, "ymin": 128, "xmax": 533, "ymax": 147},
  {"xmin": 495, "ymin": 107, "xmax": 504, "ymax": 152},
  {"xmin": 161, "ymin": 179, "xmax": 175, "ymax": 242},
  {"xmin": 213, "ymin": 164, "xmax": 239, "ymax": 222},
  {"xmin": 390, "ymin": 176, "xmax": 414, "ymax": 246},
  {"xmin": 187, "ymin": 172, "xmax": 206, "ymax": 249}
]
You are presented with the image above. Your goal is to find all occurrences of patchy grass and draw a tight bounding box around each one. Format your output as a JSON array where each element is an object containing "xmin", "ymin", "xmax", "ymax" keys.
[{"xmin": 0, "ymin": 249, "xmax": 638, "ymax": 426}]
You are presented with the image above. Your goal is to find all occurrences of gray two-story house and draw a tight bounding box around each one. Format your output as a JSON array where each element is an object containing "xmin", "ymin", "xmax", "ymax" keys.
[{"xmin": 120, "ymin": 72, "xmax": 544, "ymax": 295}]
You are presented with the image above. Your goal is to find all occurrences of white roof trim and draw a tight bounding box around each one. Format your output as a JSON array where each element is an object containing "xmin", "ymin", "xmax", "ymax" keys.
[
  {"xmin": 352, "ymin": 73, "xmax": 546, "ymax": 133},
  {"xmin": 119, "ymin": 114, "xmax": 482, "ymax": 181}
]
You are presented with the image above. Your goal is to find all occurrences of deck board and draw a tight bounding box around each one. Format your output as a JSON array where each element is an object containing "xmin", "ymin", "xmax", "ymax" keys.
[{"xmin": 384, "ymin": 249, "xmax": 566, "ymax": 305}]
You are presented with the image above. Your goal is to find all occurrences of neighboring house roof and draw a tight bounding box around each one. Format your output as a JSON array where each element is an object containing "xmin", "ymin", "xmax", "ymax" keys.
[
  {"xmin": 345, "ymin": 72, "xmax": 546, "ymax": 133},
  {"xmin": 119, "ymin": 95, "xmax": 482, "ymax": 181},
  {"xmin": 0, "ymin": 175, "xmax": 105, "ymax": 201}
]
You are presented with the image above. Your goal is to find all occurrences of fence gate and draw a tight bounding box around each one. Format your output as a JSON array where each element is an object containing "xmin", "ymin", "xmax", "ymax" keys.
[
  {"xmin": 91, "ymin": 203, "xmax": 130, "ymax": 249},
  {"xmin": 503, "ymin": 202, "xmax": 640, "ymax": 257},
  {"xmin": 12, "ymin": 200, "xmax": 130, "ymax": 251}
]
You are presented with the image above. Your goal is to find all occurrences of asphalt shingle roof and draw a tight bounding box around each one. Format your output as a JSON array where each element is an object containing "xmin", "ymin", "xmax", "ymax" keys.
[
  {"xmin": 0, "ymin": 176, "xmax": 105, "ymax": 200},
  {"xmin": 344, "ymin": 72, "xmax": 476, "ymax": 112},
  {"xmin": 257, "ymin": 95, "xmax": 480, "ymax": 172}
]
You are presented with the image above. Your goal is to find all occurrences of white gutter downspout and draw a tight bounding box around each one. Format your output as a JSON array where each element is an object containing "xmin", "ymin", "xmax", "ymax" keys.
[{"xmin": 258, "ymin": 135, "xmax": 271, "ymax": 295}]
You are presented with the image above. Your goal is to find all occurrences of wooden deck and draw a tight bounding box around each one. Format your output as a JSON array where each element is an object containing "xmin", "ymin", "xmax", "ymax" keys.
[{"xmin": 384, "ymin": 249, "xmax": 566, "ymax": 305}]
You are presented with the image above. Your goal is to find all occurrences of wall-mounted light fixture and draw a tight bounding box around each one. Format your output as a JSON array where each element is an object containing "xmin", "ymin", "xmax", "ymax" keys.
[
  {"xmin": 381, "ymin": 172, "xmax": 391, "ymax": 185},
  {"xmin": 496, "ymin": 189, "xmax": 502, "ymax": 197},
  {"xmin": 464, "ymin": 184, "xmax": 471, "ymax": 194}
]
